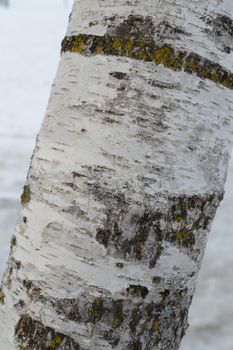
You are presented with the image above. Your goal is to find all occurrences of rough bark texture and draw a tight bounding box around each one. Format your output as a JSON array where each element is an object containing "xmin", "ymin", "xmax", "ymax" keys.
[{"xmin": 1, "ymin": 0, "xmax": 233, "ymax": 349}]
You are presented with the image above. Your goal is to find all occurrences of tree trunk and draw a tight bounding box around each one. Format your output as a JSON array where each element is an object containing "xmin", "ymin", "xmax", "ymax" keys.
[{"xmin": 1, "ymin": 0, "xmax": 233, "ymax": 349}]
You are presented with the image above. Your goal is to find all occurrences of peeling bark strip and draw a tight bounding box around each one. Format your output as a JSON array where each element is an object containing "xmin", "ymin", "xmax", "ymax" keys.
[{"xmin": 61, "ymin": 33, "xmax": 233, "ymax": 89}]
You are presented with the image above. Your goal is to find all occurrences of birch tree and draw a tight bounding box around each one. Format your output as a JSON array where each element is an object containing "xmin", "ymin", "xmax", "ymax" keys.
[{"xmin": 1, "ymin": 0, "xmax": 233, "ymax": 349}]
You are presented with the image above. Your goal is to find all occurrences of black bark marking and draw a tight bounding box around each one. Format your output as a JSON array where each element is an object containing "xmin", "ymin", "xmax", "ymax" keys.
[{"xmin": 109, "ymin": 71, "xmax": 128, "ymax": 80}]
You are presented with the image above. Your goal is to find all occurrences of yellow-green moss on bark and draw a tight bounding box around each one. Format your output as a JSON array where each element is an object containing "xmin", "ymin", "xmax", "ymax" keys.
[
  {"xmin": 21, "ymin": 185, "xmax": 31, "ymax": 205},
  {"xmin": 15, "ymin": 315, "xmax": 80, "ymax": 349},
  {"xmin": 61, "ymin": 32, "xmax": 233, "ymax": 89}
]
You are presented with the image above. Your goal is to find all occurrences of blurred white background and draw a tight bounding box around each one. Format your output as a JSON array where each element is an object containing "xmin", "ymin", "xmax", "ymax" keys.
[{"xmin": 0, "ymin": 1, "xmax": 232, "ymax": 349}]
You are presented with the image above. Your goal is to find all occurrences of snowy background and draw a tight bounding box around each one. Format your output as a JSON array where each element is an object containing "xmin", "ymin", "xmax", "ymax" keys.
[{"xmin": 0, "ymin": 1, "xmax": 233, "ymax": 349}]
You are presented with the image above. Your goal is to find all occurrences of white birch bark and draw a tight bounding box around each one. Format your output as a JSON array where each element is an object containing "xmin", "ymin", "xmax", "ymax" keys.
[{"xmin": 1, "ymin": 0, "xmax": 233, "ymax": 349}]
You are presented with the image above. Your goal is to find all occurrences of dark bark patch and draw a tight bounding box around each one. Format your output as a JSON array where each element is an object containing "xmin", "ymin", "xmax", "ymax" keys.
[
  {"xmin": 96, "ymin": 228, "xmax": 111, "ymax": 248},
  {"xmin": 56, "ymin": 298, "xmax": 81, "ymax": 322},
  {"xmin": 95, "ymin": 201, "xmax": 163, "ymax": 265},
  {"xmin": 152, "ymin": 276, "xmax": 162, "ymax": 284},
  {"xmin": 23, "ymin": 280, "xmax": 42, "ymax": 300},
  {"xmin": 104, "ymin": 329, "xmax": 120, "ymax": 347},
  {"xmin": 89, "ymin": 297, "xmax": 104, "ymax": 323},
  {"xmin": 202, "ymin": 13, "xmax": 233, "ymax": 38},
  {"xmin": 129, "ymin": 307, "xmax": 143, "ymax": 333},
  {"xmin": 129, "ymin": 339, "xmax": 142, "ymax": 350},
  {"xmin": 15, "ymin": 315, "xmax": 79, "ymax": 349},
  {"xmin": 112, "ymin": 300, "xmax": 124, "ymax": 327},
  {"xmin": 15, "ymin": 260, "xmax": 21, "ymax": 270},
  {"xmin": 126, "ymin": 285, "xmax": 149, "ymax": 299},
  {"xmin": 201, "ymin": 13, "xmax": 233, "ymax": 54},
  {"xmin": 160, "ymin": 289, "xmax": 170, "ymax": 299},
  {"xmin": 0, "ymin": 289, "xmax": 5, "ymax": 305},
  {"xmin": 94, "ymin": 190, "xmax": 223, "ymax": 265},
  {"xmin": 116, "ymin": 262, "xmax": 124, "ymax": 268},
  {"xmin": 10, "ymin": 235, "xmax": 17, "ymax": 248}
]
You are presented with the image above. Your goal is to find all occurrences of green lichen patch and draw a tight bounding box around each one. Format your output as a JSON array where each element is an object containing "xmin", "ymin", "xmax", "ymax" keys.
[
  {"xmin": 89, "ymin": 297, "xmax": 104, "ymax": 323},
  {"xmin": 165, "ymin": 193, "xmax": 221, "ymax": 253},
  {"xmin": 112, "ymin": 300, "xmax": 124, "ymax": 327},
  {"xmin": 126, "ymin": 285, "xmax": 149, "ymax": 299},
  {"xmin": 184, "ymin": 53, "xmax": 201, "ymax": 74},
  {"xmin": 154, "ymin": 46, "xmax": 184, "ymax": 70},
  {"xmin": 152, "ymin": 320, "xmax": 160, "ymax": 332},
  {"xmin": 15, "ymin": 315, "xmax": 79, "ymax": 349},
  {"xmin": 49, "ymin": 335, "xmax": 63, "ymax": 349},
  {"xmin": 172, "ymin": 197, "xmax": 188, "ymax": 223},
  {"xmin": 21, "ymin": 185, "xmax": 31, "ymax": 205},
  {"xmin": 175, "ymin": 228, "xmax": 195, "ymax": 248}
]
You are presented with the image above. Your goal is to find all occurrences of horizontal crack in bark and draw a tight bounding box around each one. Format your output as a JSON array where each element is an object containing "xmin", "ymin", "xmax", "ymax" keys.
[{"xmin": 61, "ymin": 34, "xmax": 233, "ymax": 89}]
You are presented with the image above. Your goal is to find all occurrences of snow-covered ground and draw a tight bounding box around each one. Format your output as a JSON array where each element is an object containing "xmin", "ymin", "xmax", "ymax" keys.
[{"xmin": 0, "ymin": 1, "xmax": 233, "ymax": 349}]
